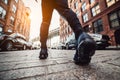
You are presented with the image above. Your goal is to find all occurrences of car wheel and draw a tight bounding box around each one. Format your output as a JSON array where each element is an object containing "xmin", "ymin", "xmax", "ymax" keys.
[
  {"xmin": 30, "ymin": 47, "xmax": 32, "ymax": 50},
  {"xmin": 5, "ymin": 41, "xmax": 13, "ymax": 51},
  {"xmin": 66, "ymin": 44, "xmax": 69, "ymax": 50},
  {"xmin": 23, "ymin": 45, "xmax": 26, "ymax": 50}
]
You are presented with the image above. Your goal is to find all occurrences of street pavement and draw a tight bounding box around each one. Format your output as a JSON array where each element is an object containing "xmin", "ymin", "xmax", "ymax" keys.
[{"xmin": 0, "ymin": 49, "xmax": 120, "ymax": 80}]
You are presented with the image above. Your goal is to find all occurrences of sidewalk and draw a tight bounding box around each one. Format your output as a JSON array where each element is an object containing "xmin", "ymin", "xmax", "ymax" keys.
[
  {"xmin": 106, "ymin": 46, "xmax": 120, "ymax": 50},
  {"xmin": 0, "ymin": 49, "xmax": 120, "ymax": 80}
]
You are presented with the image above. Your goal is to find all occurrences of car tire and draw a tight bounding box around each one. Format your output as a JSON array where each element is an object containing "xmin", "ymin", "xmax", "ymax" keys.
[
  {"xmin": 23, "ymin": 45, "xmax": 26, "ymax": 50},
  {"xmin": 66, "ymin": 44, "xmax": 69, "ymax": 50},
  {"xmin": 3, "ymin": 41, "xmax": 13, "ymax": 51}
]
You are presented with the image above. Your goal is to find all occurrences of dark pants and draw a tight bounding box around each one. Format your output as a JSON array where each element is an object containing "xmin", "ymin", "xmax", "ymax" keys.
[
  {"xmin": 40, "ymin": 0, "xmax": 83, "ymax": 48},
  {"xmin": 114, "ymin": 28, "xmax": 120, "ymax": 47}
]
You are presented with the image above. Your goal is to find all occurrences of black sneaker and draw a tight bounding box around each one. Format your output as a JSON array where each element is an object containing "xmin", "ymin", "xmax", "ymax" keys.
[
  {"xmin": 39, "ymin": 48, "xmax": 48, "ymax": 59},
  {"xmin": 74, "ymin": 32, "xmax": 96, "ymax": 65}
]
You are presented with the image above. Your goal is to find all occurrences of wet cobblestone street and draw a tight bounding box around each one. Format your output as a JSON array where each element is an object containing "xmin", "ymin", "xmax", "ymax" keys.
[{"xmin": 0, "ymin": 49, "xmax": 120, "ymax": 80}]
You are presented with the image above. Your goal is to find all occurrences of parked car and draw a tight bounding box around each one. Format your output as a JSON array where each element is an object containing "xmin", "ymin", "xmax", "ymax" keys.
[
  {"xmin": 88, "ymin": 33, "xmax": 111, "ymax": 49},
  {"xmin": 65, "ymin": 39, "xmax": 76, "ymax": 50},
  {"xmin": 65, "ymin": 33, "xmax": 111, "ymax": 50},
  {"xmin": 32, "ymin": 41, "xmax": 40, "ymax": 50},
  {"xmin": 57, "ymin": 43, "xmax": 66, "ymax": 49},
  {"xmin": 26, "ymin": 42, "xmax": 33, "ymax": 50},
  {"xmin": 0, "ymin": 33, "xmax": 28, "ymax": 51}
]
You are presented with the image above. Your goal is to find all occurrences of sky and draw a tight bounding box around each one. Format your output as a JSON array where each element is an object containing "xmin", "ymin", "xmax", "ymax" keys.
[{"xmin": 22, "ymin": 0, "xmax": 60, "ymax": 40}]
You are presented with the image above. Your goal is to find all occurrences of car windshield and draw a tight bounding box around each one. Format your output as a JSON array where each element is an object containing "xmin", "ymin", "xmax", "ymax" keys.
[
  {"xmin": 0, "ymin": 32, "xmax": 4, "ymax": 36},
  {"xmin": 0, "ymin": 33, "xmax": 2, "ymax": 36},
  {"xmin": 10, "ymin": 33, "xmax": 26, "ymax": 39},
  {"xmin": 59, "ymin": 43, "xmax": 65, "ymax": 46}
]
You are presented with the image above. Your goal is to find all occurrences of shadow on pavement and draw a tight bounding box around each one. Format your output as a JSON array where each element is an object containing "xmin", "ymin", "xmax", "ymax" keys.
[
  {"xmin": 97, "ymin": 47, "xmax": 120, "ymax": 50},
  {"xmin": 106, "ymin": 48, "xmax": 120, "ymax": 50}
]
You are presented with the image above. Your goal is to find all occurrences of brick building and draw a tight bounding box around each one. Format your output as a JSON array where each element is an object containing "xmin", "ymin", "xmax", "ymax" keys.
[
  {"xmin": 60, "ymin": 0, "xmax": 120, "ymax": 45},
  {"xmin": 0, "ymin": 0, "xmax": 31, "ymax": 41},
  {"xmin": 60, "ymin": 17, "xmax": 74, "ymax": 43}
]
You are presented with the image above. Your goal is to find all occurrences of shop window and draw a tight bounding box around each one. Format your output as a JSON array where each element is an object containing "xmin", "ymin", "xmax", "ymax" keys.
[
  {"xmin": 84, "ymin": 26, "xmax": 89, "ymax": 32},
  {"xmin": 93, "ymin": 19, "xmax": 103, "ymax": 33},
  {"xmin": 109, "ymin": 10, "xmax": 120, "ymax": 29}
]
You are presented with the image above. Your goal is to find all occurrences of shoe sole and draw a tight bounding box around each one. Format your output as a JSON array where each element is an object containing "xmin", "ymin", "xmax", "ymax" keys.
[
  {"xmin": 77, "ymin": 38, "xmax": 96, "ymax": 65},
  {"xmin": 39, "ymin": 53, "xmax": 48, "ymax": 59}
]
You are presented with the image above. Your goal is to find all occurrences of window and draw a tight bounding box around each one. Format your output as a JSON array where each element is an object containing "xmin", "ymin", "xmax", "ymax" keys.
[
  {"xmin": 74, "ymin": 2, "xmax": 78, "ymax": 9},
  {"xmin": 10, "ymin": 16, "xmax": 14, "ymax": 25},
  {"xmin": 0, "ymin": 27, "xmax": 2, "ymax": 32},
  {"xmin": 76, "ymin": 10, "xmax": 80, "ymax": 16},
  {"xmin": 93, "ymin": 19, "xmax": 103, "ymax": 33},
  {"xmin": 84, "ymin": 26, "xmax": 89, "ymax": 32},
  {"xmin": 15, "ymin": 0, "xmax": 18, "ymax": 3},
  {"xmin": 83, "ymin": 13, "xmax": 88, "ymax": 23},
  {"xmin": 70, "ymin": 0, "xmax": 72, "ymax": 3},
  {"xmin": 82, "ymin": 2, "xmax": 86, "ymax": 11},
  {"xmin": 0, "ymin": 6, "xmax": 6, "ymax": 19},
  {"xmin": 2, "ymin": 0, "xmax": 8, "ymax": 4},
  {"xmin": 0, "ymin": 24, "xmax": 3, "ymax": 35},
  {"xmin": 12, "ymin": 5, "xmax": 16, "ymax": 13},
  {"xmin": 80, "ymin": 0, "xmax": 83, "ymax": 2},
  {"xmin": 109, "ymin": 10, "xmax": 120, "ymax": 29},
  {"xmin": 106, "ymin": 0, "xmax": 118, "ymax": 7},
  {"xmin": 118, "ymin": 10, "xmax": 120, "ymax": 17},
  {"xmin": 90, "ymin": 0, "xmax": 95, "ymax": 4},
  {"xmin": 91, "ymin": 4, "xmax": 100, "ymax": 16}
]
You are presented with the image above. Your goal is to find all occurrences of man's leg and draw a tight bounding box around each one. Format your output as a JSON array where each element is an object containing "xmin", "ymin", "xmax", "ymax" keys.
[
  {"xmin": 55, "ymin": 0, "xmax": 83, "ymax": 39},
  {"xmin": 39, "ymin": 0, "xmax": 54, "ymax": 59},
  {"xmin": 55, "ymin": 0, "xmax": 96, "ymax": 65}
]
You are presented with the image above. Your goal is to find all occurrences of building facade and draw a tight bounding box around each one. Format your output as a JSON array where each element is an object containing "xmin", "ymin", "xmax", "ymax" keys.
[
  {"xmin": 47, "ymin": 27, "xmax": 60, "ymax": 48},
  {"xmin": 60, "ymin": 17, "xmax": 75, "ymax": 43},
  {"xmin": 0, "ymin": 0, "xmax": 31, "ymax": 41},
  {"xmin": 60, "ymin": 0, "xmax": 120, "ymax": 45}
]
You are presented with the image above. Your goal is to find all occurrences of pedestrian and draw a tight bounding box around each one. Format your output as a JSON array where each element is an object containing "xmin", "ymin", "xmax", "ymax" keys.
[
  {"xmin": 36, "ymin": 0, "xmax": 96, "ymax": 65},
  {"xmin": 114, "ymin": 28, "xmax": 120, "ymax": 47}
]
